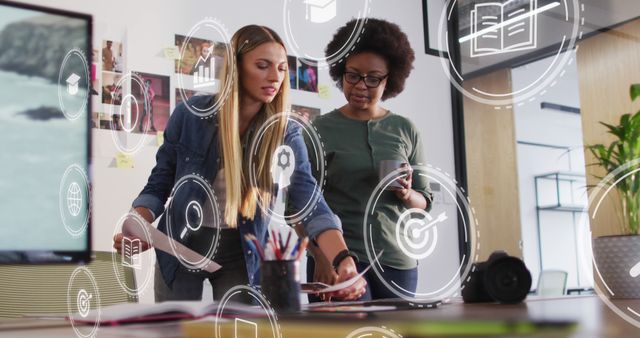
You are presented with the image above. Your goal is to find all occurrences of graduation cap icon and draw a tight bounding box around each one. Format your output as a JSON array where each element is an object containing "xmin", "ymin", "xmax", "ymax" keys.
[
  {"xmin": 304, "ymin": 0, "xmax": 337, "ymax": 24},
  {"xmin": 66, "ymin": 73, "xmax": 81, "ymax": 96}
]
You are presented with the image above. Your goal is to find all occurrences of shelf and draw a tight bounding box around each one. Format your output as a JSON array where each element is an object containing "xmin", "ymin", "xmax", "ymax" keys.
[{"xmin": 537, "ymin": 204, "xmax": 586, "ymax": 212}]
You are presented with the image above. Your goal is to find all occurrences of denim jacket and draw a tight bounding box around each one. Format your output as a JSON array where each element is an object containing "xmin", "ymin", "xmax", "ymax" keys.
[{"xmin": 132, "ymin": 95, "xmax": 342, "ymax": 287}]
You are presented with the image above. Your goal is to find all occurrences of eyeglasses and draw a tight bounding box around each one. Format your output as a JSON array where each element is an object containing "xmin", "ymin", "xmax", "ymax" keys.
[{"xmin": 343, "ymin": 72, "xmax": 388, "ymax": 88}]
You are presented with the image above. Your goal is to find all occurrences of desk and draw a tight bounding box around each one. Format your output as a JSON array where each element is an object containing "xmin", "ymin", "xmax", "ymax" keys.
[{"xmin": 1, "ymin": 296, "xmax": 638, "ymax": 337}]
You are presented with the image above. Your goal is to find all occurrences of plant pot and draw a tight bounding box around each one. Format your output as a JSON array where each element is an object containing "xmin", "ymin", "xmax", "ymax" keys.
[{"xmin": 592, "ymin": 235, "xmax": 640, "ymax": 299}]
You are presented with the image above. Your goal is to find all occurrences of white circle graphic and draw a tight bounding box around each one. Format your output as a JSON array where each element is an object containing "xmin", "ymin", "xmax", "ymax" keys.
[
  {"xmin": 247, "ymin": 112, "xmax": 326, "ymax": 225},
  {"xmin": 59, "ymin": 164, "xmax": 90, "ymax": 237},
  {"xmin": 437, "ymin": 0, "xmax": 584, "ymax": 107},
  {"xmin": 67, "ymin": 266, "xmax": 100, "ymax": 338},
  {"xmin": 58, "ymin": 48, "xmax": 90, "ymax": 121},
  {"xmin": 214, "ymin": 285, "xmax": 281, "ymax": 338},
  {"xmin": 364, "ymin": 165, "xmax": 479, "ymax": 303},
  {"xmin": 176, "ymin": 18, "xmax": 234, "ymax": 118},
  {"xmin": 282, "ymin": 0, "xmax": 371, "ymax": 68}
]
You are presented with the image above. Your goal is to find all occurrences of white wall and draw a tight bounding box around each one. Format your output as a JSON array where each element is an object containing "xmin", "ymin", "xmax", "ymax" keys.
[
  {"xmin": 15, "ymin": 0, "xmax": 457, "ymax": 303},
  {"xmin": 512, "ymin": 50, "xmax": 592, "ymax": 290}
]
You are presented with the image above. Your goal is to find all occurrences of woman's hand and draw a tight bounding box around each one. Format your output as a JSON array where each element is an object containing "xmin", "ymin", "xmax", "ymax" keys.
[
  {"xmin": 112, "ymin": 233, "xmax": 151, "ymax": 253},
  {"xmin": 324, "ymin": 257, "xmax": 367, "ymax": 301},
  {"xmin": 314, "ymin": 251, "xmax": 339, "ymax": 287},
  {"xmin": 112, "ymin": 211, "xmax": 153, "ymax": 253},
  {"xmin": 394, "ymin": 166, "xmax": 414, "ymax": 203}
]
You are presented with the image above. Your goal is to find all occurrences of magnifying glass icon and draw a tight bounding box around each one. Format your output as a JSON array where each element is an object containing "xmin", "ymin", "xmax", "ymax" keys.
[{"xmin": 180, "ymin": 200, "xmax": 203, "ymax": 239}]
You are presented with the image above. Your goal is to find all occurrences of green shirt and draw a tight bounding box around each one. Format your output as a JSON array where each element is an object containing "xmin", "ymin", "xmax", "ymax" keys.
[{"xmin": 307, "ymin": 109, "xmax": 432, "ymax": 269}]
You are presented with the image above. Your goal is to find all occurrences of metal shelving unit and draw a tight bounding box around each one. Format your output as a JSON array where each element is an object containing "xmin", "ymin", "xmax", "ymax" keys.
[{"xmin": 534, "ymin": 172, "xmax": 588, "ymax": 286}]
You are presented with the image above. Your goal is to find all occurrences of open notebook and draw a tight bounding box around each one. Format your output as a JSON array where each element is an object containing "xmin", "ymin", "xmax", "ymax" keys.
[{"xmin": 69, "ymin": 301, "xmax": 265, "ymax": 325}]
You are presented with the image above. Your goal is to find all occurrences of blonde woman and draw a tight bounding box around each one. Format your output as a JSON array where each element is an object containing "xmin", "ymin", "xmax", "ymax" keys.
[{"xmin": 113, "ymin": 25, "xmax": 365, "ymax": 301}]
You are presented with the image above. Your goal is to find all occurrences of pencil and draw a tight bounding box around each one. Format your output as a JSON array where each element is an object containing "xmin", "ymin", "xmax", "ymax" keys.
[
  {"xmin": 295, "ymin": 237, "xmax": 309, "ymax": 261},
  {"xmin": 283, "ymin": 230, "xmax": 292, "ymax": 254}
]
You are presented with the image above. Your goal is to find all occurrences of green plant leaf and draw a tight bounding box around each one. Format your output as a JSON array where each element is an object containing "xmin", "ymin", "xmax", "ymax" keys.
[{"xmin": 631, "ymin": 84, "xmax": 640, "ymax": 102}]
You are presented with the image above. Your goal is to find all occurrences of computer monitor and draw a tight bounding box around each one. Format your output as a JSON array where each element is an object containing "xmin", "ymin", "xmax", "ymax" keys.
[{"xmin": 0, "ymin": 0, "xmax": 92, "ymax": 263}]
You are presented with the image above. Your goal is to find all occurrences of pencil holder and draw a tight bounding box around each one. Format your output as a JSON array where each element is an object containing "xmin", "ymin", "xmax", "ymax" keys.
[{"xmin": 260, "ymin": 259, "xmax": 301, "ymax": 313}]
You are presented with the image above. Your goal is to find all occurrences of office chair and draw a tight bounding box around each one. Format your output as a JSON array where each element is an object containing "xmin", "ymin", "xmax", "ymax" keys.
[
  {"xmin": 0, "ymin": 251, "xmax": 137, "ymax": 318},
  {"xmin": 536, "ymin": 270, "xmax": 568, "ymax": 297}
]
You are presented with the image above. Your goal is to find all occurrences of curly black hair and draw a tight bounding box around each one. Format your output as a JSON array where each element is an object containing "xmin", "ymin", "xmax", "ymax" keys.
[{"xmin": 326, "ymin": 18, "xmax": 415, "ymax": 100}]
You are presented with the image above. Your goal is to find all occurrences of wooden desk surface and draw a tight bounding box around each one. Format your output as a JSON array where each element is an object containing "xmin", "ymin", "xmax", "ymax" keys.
[{"xmin": 1, "ymin": 295, "xmax": 637, "ymax": 338}]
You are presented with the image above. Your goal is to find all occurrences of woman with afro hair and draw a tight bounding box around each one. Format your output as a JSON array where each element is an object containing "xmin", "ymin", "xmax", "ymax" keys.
[{"xmin": 305, "ymin": 18, "xmax": 432, "ymax": 301}]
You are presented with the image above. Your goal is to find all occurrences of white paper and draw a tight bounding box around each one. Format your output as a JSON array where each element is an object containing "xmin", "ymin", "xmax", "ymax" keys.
[
  {"xmin": 123, "ymin": 211, "xmax": 222, "ymax": 273},
  {"xmin": 302, "ymin": 250, "xmax": 383, "ymax": 294}
]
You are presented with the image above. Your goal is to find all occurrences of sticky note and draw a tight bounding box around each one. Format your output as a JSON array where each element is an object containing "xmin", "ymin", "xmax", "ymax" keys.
[
  {"xmin": 163, "ymin": 46, "xmax": 180, "ymax": 60},
  {"xmin": 157, "ymin": 131, "xmax": 164, "ymax": 146},
  {"xmin": 318, "ymin": 84, "xmax": 331, "ymax": 100},
  {"xmin": 116, "ymin": 152, "xmax": 134, "ymax": 169}
]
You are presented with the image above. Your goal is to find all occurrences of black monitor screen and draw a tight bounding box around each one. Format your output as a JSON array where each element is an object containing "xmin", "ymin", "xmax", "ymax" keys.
[{"xmin": 0, "ymin": 1, "xmax": 92, "ymax": 263}]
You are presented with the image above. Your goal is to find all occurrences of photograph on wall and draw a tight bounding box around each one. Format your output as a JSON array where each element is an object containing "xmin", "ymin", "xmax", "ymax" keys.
[
  {"xmin": 288, "ymin": 55, "xmax": 298, "ymax": 90},
  {"xmin": 92, "ymin": 112, "xmax": 110, "ymax": 129},
  {"xmin": 175, "ymin": 88, "xmax": 200, "ymax": 108},
  {"xmin": 101, "ymin": 71, "xmax": 122, "ymax": 105},
  {"xmin": 291, "ymin": 104, "xmax": 320, "ymax": 122},
  {"xmin": 90, "ymin": 49, "xmax": 99, "ymax": 96},
  {"xmin": 131, "ymin": 72, "xmax": 171, "ymax": 134},
  {"xmin": 174, "ymin": 34, "xmax": 225, "ymax": 81},
  {"xmin": 101, "ymin": 40, "xmax": 124, "ymax": 73},
  {"xmin": 298, "ymin": 59, "xmax": 318, "ymax": 93}
]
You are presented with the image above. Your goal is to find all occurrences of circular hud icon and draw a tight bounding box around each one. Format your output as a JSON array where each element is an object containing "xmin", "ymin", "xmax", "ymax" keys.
[
  {"xmin": 176, "ymin": 18, "xmax": 233, "ymax": 118},
  {"xmin": 58, "ymin": 48, "xmax": 90, "ymax": 121},
  {"xmin": 437, "ymin": 0, "xmax": 584, "ymax": 107},
  {"xmin": 247, "ymin": 112, "xmax": 326, "ymax": 225},
  {"xmin": 59, "ymin": 163, "xmax": 90, "ymax": 237},
  {"xmin": 165, "ymin": 174, "xmax": 220, "ymax": 272},
  {"xmin": 214, "ymin": 285, "xmax": 281, "ymax": 338},
  {"xmin": 282, "ymin": 0, "xmax": 371, "ymax": 68},
  {"xmin": 67, "ymin": 266, "xmax": 101, "ymax": 338},
  {"xmin": 577, "ymin": 159, "xmax": 640, "ymax": 329},
  {"xmin": 364, "ymin": 165, "xmax": 479, "ymax": 303}
]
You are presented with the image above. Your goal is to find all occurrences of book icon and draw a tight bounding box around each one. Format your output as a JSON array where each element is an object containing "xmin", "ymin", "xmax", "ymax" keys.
[
  {"xmin": 121, "ymin": 236, "xmax": 142, "ymax": 269},
  {"xmin": 234, "ymin": 317, "xmax": 257, "ymax": 338},
  {"xmin": 469, "ymin": 0, "xmax": 538, "ymax": 57}
]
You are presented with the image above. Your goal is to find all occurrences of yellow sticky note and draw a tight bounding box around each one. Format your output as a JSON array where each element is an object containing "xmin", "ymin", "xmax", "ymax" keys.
[
  {"xmin": 116, "ymin": 152, "xmax": 134, "ymax": 169},
  {"xmin": 156, "ymin": 131, "xmax": 164, "ymax": 146},
  {"xmin": 163, "ymin": 46, "xmax": 180, "ymax": 60},
  {"xmin": 318, "ymin": 84, "xmax": 331, "ymax": 100}
]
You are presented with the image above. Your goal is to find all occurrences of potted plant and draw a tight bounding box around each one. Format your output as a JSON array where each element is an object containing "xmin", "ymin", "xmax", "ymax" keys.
[{"xmin": 588, "ymin": 83, "xmax": 640, "ymax": 299}]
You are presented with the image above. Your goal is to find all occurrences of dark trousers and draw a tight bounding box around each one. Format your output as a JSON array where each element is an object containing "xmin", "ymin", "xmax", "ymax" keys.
[
  {"xmin": 154, "ymin": 229, "xmax": 250, "ymax": 302},
  {"xmin": 306, "ymin": 257, "xmax": 417, "ymax": 302}
]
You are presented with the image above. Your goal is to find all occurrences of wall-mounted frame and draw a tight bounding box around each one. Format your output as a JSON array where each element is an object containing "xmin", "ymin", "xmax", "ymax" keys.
[{"xmin": 422, "ymin": 0, "xmax": 448, "ymax": 57}]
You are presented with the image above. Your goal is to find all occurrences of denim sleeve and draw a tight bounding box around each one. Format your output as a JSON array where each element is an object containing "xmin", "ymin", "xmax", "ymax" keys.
[
  {"xmin": 131, "ymin": 106, "xmax": 184, "ymax": 219},
  {"xmin": 285, "ymin": 124, "xmax": 342, "ymax": 240}
]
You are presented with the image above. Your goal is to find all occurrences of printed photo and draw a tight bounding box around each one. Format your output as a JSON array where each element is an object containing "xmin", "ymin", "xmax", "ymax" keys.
[
  {"xmin": 298, "ymin": 59, "xmax": 318, "ymax": 93},
  {"xmin": 291, "ymin": 104, "xmax": 321, "ymax": 122},
  {"xmin": 101, "ymin": 71, "xmax": 122, "ymax": 105},
  {"xmin": 288, "ymin": 55, "xmax": 298, "ymax": 90},
  {"xmin": 175, "ymin": 88, "xmax": 200, "ymax": 108},
  {"xmin": 174, "ymin": 34, "xmax": 225, "ymax": 83},
  {"xmin": 101, "ymin": 40, "xmax": 124, "ymax": 73},
  {"xmin": 131, "ymin": 72, "xmax": 171, "ymax": 134}
]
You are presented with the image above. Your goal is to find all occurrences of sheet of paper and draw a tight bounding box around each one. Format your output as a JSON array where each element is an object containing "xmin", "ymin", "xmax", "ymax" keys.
[
  {"xmin": 123, "ymin": 212, "xmax": 221, "ymax": 273},
  {"xmin": 302, "ymin": 250, "xmax": 383, "ymax": 294}
]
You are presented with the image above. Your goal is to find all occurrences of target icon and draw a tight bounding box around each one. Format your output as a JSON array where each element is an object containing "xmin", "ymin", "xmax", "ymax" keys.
[
  {"xmin": 395, "ymin": 208, "xmax": 447, "ymax": 260},
  {"xmin": 76, "ymin": 289, "xmax": 92, "ymax": 318}
]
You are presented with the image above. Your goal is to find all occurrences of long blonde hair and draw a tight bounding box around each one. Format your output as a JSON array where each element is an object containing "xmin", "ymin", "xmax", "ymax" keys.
[{"xmin": 218, "ymin": 25, "xmax": 290, "ymax": 227}]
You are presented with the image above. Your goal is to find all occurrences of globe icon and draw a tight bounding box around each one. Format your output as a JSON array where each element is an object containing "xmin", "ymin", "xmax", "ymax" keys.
[{"xmin": 67, "ymin": 182, "xmax": 83, "ymax": 217}]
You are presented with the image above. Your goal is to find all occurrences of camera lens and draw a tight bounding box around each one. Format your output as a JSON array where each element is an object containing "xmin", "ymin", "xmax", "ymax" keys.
[{"xmin": 484, "ymin": 256, "xmax": 532, "ymax": 304}]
